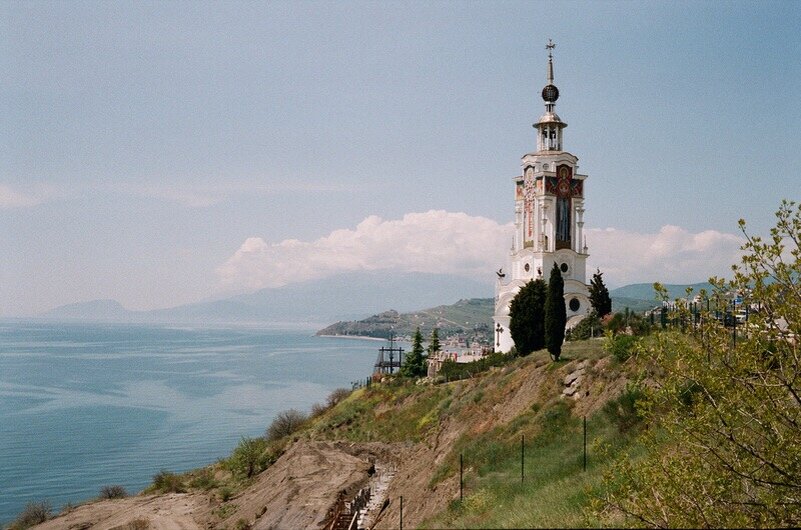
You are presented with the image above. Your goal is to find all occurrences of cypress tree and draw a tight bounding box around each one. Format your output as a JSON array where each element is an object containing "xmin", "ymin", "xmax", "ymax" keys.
[
  {"xmin": 508, "ymin": 279, "xmax": 547, "ymax": 355},
  {"xmin": 427, "ymin": 328, "xmax": 441, "ymax": 357},
  {"xmin": 589, "ymin": 268, "xmax": 613, "ymax": 317},
  {"xmin": 545, "ymin": 263, "xmax": 567, "ymax": 361},
  {"xmin": 401, "ymin": 327, "xmax": 426, "ymax": 377}
]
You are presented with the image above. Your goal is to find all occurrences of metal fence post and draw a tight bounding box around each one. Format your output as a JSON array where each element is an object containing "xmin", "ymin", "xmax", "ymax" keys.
[
  {"xmin": 460, "ymin": 453, "xmax": 463, "ymax": 502},
  {"xmin": 583, "ymin": 416, "xmax": 587, "ymax": 472}
]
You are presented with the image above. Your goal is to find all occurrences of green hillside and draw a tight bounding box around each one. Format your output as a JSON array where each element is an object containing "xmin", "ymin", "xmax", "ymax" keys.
[
  {"xmin": 611, "ymin": 296, "xmax": 657, "ymax": 313},
  {"xmin": 316, "ymin": 298, "xmax": 494, "ymax": 339},
  {"xmin": 316, "ymin": 283, "xmax": 692, "ymax": 341},
  {"xmin": 315, "ymin": 284, "xmax": 705, "ymax": 341},
  {"xmin": 609, "ymin": 281, "xmax": 713, "ymax": 301}
]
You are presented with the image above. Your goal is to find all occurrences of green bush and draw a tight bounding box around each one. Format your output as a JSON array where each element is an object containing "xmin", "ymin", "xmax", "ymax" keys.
[
  {"xmin": 99, "ymin": 484, "xmax": 128, "ymax": 499},
  {"xmin": 219, "ymin": 486, "xmax": 233, "ymax": 502},
  {"xmin": 265, "ymin": 409, "xmax": 308, "ymax": 441},
  {"xmin": 606, "ymin": 312, "xmax": 626, "ymax": 333},
  {"xmin": 604, "ymin": 333, "xmax": 639, "ymax": 363},
  {"xmin": 603, "ymin": 384, "xmax": 646, "ymax": 433},
  {"xmin": 151, "ymin": 470, "xmax": 185, "ymax": 493},
  {"xmin": 226, "ymin": 436, "xmax": 270, "ymax": 478},
  {"xmin": 9, "ymin": 501, "xmax": 52, "ymax": 529},
  {"xmin": 188, "ymin": 469, "xmax": 218, "ymax": 490}
]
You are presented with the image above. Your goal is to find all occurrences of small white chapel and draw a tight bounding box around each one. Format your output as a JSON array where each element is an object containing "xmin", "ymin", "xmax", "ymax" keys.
[{"xmin": 493, "ymin": 41, "xmax": 591, "ymax": 353}]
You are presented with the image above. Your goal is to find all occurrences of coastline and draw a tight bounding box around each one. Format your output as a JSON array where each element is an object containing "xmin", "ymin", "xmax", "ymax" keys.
[
  {"xmin": 317, "ymin": 334, "xmax": 388, "ymax": 342},
  {"xmin": 0, "ymin": 323, "xmax": 380, "ymax": 524}
]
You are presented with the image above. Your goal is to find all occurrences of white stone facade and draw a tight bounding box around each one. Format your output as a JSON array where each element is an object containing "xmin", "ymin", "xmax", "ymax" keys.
[{"xmin": 493, "ymin": 45, "xmax": 590, "ymax": 353}]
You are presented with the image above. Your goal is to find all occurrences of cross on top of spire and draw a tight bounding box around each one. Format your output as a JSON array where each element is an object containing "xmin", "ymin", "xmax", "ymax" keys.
[{"xmin": 545, "ymin": 39, "xmax": 556, "ymax": 87}]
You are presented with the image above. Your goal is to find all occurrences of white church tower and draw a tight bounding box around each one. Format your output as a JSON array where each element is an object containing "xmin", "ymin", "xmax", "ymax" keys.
[{"xmin": 493, "ymin": 41, "xmax": 591, "ymax": 353}]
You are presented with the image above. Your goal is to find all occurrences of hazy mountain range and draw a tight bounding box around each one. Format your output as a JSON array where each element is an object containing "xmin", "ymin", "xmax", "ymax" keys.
[
  {"xmin": 39, "ymin": 272, "xmax": 493, "ymax": 324},
  {"xmin": 38, "ymin": 273, "xmax": 713, "ymax": 326}
]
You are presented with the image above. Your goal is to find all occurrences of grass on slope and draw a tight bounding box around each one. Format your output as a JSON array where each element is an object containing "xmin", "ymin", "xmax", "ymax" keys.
[
  {"xmin": 421, "ymin": 399, "xmax": 639, "ymax": 529},
  {"xmin": 308, "ymin": 380, "xmax": 454, "ymax": 443}
]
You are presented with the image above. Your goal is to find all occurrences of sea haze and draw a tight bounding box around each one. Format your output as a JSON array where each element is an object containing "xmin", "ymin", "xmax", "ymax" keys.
[
  {"xmin": 0, "ymin": 321, "xmax": 389, "ymax": 525},
  {"xmin": 40, "ymin": 271, "xmax": 493, "ymax": 323}
]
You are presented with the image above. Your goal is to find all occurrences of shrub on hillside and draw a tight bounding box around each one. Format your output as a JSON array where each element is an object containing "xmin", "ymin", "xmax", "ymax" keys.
[
  {"xmin": 151, "ymin": 470, "xmax": 185, "ymax": 493},
  {"xmin": 99, "ymin": 484, "xmax": 128, "ymax": 499},
  {"xmin": 310, "ymin": 402, "xmax": 327, "ymax": 417},
  {"xmin": 188, "ymin": 469, "xmax": 218, "ymax": 490},
  {"xmin": 603, "ymin": 384, "xmax": 646, "ymax": 433},
  {"xmin": 604, "ymin": 333, "xmax": 639, "ymax": 363},
  {"xmin": 234, "ymin": 518, "xmax": 252, "ymax": 530},
  {"xmin": 265, "ymin": 409, "xmax": 308, "ymax": 441},
  {"xmin": 219, "ymin": 486, "xmax": 233, "ymax": 502},
  {"xmin": 9, "ymin": 501, "xmax": 52, "ymax": 529},
  {"xmin": 605, "ymin": 312, "xmax": 626, "ymax": 334},
  {"xmin": 226, "ymin": 436, "xmax": 270, "ymax": 478},
  {"xmin": 326, "ymin": 388, "xmax": 351, "ymax": 408}
]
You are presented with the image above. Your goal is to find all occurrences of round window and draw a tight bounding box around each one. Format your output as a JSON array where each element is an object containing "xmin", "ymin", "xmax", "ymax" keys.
[
  {"xmin": 524, "ymin": 263, "xmax": 530, "ymax": 272},
  {"xmin": 560, "ymin": 263, "xmax": 568, "ymax": 273},
  {"xmin": 569, "ymin": 298, "xmax": 580, "ymax": 312}
]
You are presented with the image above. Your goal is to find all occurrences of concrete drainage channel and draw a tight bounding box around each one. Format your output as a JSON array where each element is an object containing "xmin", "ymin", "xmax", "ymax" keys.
[
  {"xmin": 359, "ymin": 463, "xmax": 396, "ymax": 529},
  {"xmin": 325, "ymin": 462, "xmax": 396, "ymax": 530}
]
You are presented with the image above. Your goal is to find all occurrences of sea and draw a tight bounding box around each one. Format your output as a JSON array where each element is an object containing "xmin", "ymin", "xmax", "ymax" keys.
[{"xmin": 0, "ymin": 320, "xmax": 390, "ymax": 525}]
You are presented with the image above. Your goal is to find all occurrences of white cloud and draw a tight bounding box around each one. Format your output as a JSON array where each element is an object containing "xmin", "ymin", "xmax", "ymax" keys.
[
  {"xmin": 586, "ymin": 225, "xmax": 744, "ymax": 287},
  {"xmin": 0, "ymin": 184, "xmax": 42, "ymax": 208},
  {"xmin": 217, "ymin": 210, "xmax": 512, "ymax": 290},
  {"xmin": 217, "ymin": 212, "xmax": 746, "ymax": 292}
]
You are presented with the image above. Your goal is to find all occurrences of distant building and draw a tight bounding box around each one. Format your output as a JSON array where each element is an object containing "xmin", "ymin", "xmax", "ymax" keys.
[{"xmin": 493, "ymin": 41, "xmax": 591, "ymax": 353}]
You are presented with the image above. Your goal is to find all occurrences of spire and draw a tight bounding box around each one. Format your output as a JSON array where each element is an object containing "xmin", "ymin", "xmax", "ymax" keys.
[
  {"xmin": 534, "ymin": 39, "xmax": 566, "ymax": 151},
  {"xmin": 541, "ymin": 39, "xmax": 559, "ymax": 105}
]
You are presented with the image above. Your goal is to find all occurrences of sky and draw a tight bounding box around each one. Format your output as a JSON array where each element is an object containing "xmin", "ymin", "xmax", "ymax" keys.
[{"xmin": 2, "ymin": 0, "xmax": 800, "ymax": 316}]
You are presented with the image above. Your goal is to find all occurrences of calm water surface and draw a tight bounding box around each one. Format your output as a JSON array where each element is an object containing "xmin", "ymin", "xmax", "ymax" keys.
[{"xmin": 0, "ymin": 321, "xmax": 384, "ymax": 524}]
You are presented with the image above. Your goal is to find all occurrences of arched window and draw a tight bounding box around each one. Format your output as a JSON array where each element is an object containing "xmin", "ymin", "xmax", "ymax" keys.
[{"xmin": 556, "ymin": 197, "xmax": 570, "ymax": 243}]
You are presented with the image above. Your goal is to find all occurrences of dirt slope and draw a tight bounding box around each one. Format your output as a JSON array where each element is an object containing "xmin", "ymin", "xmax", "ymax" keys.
[{"xmin": 34, "ymin": 493, "xmax": 208, "ymax": 530}]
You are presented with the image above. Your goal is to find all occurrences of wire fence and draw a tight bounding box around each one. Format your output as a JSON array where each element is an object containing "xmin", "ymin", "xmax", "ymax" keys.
[{"xmin": 376, "ymin": 416, "xmax": 593, "ymax": 529}]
